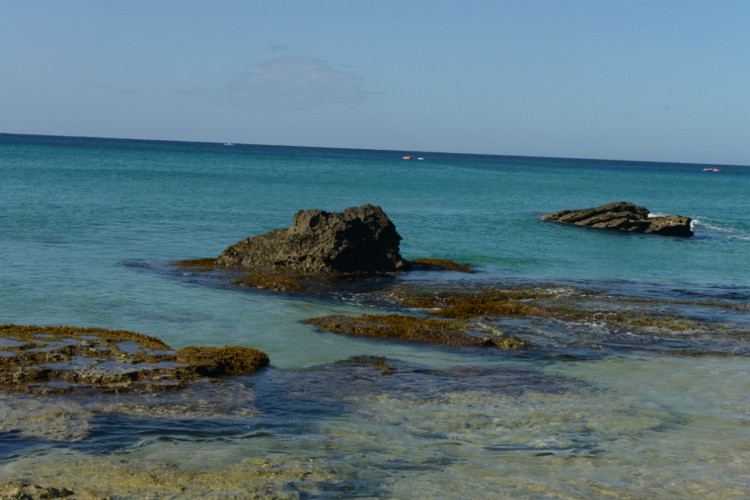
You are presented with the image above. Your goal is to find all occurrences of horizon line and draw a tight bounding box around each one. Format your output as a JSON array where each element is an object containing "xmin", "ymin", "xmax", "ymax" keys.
[{"xmin": 1, "ymin": 131, "xmax": 747, "ymax": 169}]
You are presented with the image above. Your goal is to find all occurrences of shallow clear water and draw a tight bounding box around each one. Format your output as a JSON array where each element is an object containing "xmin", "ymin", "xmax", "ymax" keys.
[{"xmin": 1, "ymin": 134, "xmax": 749, "ymax": 498}]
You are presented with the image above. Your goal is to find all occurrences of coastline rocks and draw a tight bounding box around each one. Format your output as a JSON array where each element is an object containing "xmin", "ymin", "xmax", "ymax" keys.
[
  {"xmin": 541, "ymin": 201, "xmax": 693, "ymax": 236},
  {"xmin": 0, "ymin": 324, "xmax": 269, "ymax": 393},
  {"xmin": 217, "ymin": 204, "xmax": 410, "ymax": 273}
]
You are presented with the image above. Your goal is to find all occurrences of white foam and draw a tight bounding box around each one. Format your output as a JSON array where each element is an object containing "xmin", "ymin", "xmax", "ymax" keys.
[{"xmin": 691, "ymin": 218, "xmax": 750, "ymax": 240}]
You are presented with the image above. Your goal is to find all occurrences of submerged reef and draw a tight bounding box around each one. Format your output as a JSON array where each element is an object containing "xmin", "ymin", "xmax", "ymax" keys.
[
  {"xmin": 0, "ymin": 355, "xmax": 582, "ymax": 499},
  {"xmin": 1, "ymin": 452, "xmax": 337, "ymax": 500},
  {"xmin": 305, "ymin": 285, "xmax": 559, "ymax": 350},
  {"xmin": 308, "ymin": 282, "xmax": 750, "ymax": 355},
  {"xmin": 541, "ymin": 201, "xmax": 693, "ymax": 236},
  {"xmin": 0, "ymin": 325, "xmax": 268, "ymax": 393}
]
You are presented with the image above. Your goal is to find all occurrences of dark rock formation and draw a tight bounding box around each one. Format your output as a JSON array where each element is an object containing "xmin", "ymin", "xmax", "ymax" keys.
[
  {"xmin": 541, "ymin": 201, "xmax": 693, "ymax": 236},
  {"xmin": 217, "ymin": 204, "xmax": 410, "ymax": 273}
]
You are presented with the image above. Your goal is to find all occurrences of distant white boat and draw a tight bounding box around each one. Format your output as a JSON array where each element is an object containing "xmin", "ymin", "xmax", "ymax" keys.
[{"xmin": 223, "ymin": 142, "xmax": 236, "ymax": 146}]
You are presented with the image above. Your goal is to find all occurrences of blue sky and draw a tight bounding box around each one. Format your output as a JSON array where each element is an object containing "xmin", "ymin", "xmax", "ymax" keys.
[{"xmin": 1, "ymin": 0, "xmax": 749, "ymax": 165}]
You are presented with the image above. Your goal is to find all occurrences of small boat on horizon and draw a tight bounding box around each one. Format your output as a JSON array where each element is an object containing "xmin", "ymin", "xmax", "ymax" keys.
[
  {"xmin": 702, "ymin": 167, "xmax": 722, "ymax": 172},
  {"xmin": 223, "ymin": 142, "xmax": 236, "ymax": 147}
]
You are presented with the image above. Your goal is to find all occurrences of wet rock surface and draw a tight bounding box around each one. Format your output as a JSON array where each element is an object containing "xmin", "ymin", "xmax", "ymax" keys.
[
  {"xmin": 217, "ymin": 204, "xmax": 410, "ymax": 273},
  {"xmin": 541, "ymin": 201, "xmax": 693, "ymax": 236},
  {"xmin": 0, "ymin": 325, "xmax": 268, "ymax": 393},
  {"xmin": 0, "ymin": 480, "xmax": 105, "ymax": 499}
]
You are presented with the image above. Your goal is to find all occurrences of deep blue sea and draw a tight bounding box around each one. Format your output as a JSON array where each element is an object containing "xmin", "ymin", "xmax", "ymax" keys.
[{"xmin": 1, "ymin": 134, "xmax": 749, "ymax": 498}]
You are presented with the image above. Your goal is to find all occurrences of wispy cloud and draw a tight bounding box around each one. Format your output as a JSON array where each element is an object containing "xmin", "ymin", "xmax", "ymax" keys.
[{"xmin": 226, "ymin": 55, "xmax": 371, "ymax": 111}]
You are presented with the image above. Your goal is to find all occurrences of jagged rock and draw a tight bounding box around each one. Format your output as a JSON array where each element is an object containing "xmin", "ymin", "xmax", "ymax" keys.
[
  {"xmin": 541, "ymin": 201, "xmax": 693, "ymax": 236},
  {"xmin": 216, "ymin": 204, "xmax": 410, "ymax": 273}
]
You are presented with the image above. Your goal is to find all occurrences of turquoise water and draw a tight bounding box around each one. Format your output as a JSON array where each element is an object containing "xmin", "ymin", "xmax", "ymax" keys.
[{"xmin": 1, "ymin": 134, "xmax": 749, "ymax": 498}]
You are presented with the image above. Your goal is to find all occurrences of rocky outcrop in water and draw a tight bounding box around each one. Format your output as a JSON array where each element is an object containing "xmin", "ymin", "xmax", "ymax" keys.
[
  {"xmin": 217, "ymin": 204, "xmax": 410, "ymax": 273},
  {"xmin": 541, "ymin": 201, "xmax": 693, "ymax": 236}
]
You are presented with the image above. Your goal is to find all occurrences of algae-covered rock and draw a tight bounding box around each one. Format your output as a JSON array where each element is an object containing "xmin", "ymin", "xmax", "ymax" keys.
[
  {"xmin": 306, "ymin": 314, "xmax": 529, "ymax": 349},
  {"xmin": 176, "ymin": 345, "xmax": 269, "ymax": 377},
  {"xmin": 409, "ymin": 258, "xmax": 475, "ymax": 273},
  {"xmin": 217, "ymin": 204, "xmax": 410, "ymax": 273},
  {"xmin": 541, "ymin": 201, "xmax": 693, "ymax": 236},
  {"xmin": 0, "ymin": 325, "xmax": 268, "ymax": 394},
  {"xmin": 399, "ymin": 288, "xmax": 539, "ymax": 319}
]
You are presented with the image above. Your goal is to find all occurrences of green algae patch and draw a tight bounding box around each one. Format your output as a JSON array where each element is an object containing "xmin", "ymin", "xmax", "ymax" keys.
[
  {"xmin": 231, "ymin": 268, "xmax": 309, "ymax": 293},
  {"xmin": 306, "ymin": 314, "xmax": 530, "ymax": 349},
  {"xmin": 426, "ymin": 292, "xmax": 533, "ymax": 319},
  {"xmin": 398, "ymin": 287, "xmax": 559, "ymax": 319},
  {"xmin": 0, "ymin": 324, "xmax": 268, "ymax": 394},
  {"xmin": 171, "ymin": 258, "xmax": 218, "ymax": 271},
  {"xmin": 409, "ymin": 258, "xmax": 475, "ymax": 273},
  {"xmin": 0, "ymin": 324, "xmax": 171, "ymax": 350}
]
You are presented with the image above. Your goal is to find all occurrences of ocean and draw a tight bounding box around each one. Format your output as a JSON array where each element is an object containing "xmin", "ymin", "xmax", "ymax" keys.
[{"xmin": 1, "ymin": 133, "xmax": 748, "ymax": 498}]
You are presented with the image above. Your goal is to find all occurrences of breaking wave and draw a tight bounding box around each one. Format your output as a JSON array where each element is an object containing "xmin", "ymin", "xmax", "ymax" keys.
[{"xmin": 691, "ymin": 218, "xmax": 750, "ymax": 241}]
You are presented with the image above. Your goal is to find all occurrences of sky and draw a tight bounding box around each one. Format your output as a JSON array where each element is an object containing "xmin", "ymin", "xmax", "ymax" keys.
[{"xmin": 1, "ymin": 0, "xmax": 749, "ymax": 165}]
